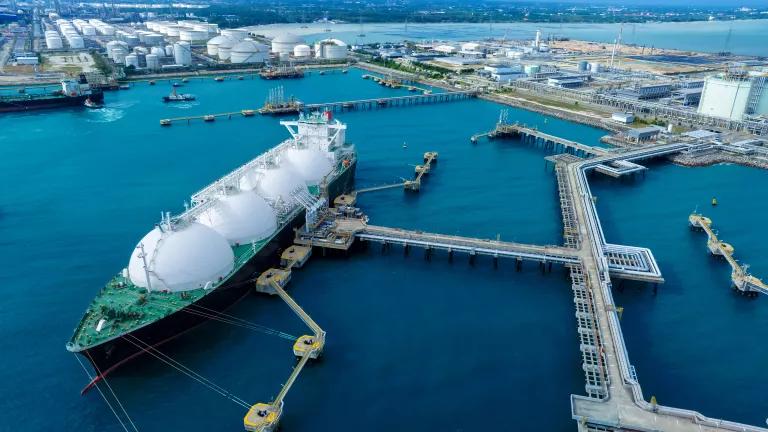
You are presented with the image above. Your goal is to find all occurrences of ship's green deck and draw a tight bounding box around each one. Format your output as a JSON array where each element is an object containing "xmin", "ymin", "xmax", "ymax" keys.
[
  {"xmin": 68, "ymin": 158, "xmax": 352, "ymax": 350},
  {"xmin": 69, "ymin": 240, "xmax": 268, "ymax": 349}
]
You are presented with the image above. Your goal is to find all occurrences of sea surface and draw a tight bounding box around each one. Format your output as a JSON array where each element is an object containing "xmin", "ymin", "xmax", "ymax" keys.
[
  {"xmin": 249, "ymin": 20, "xmax": 768, "ymax": 57},
  {"xmin": 0, "ymin": 70, "xmax": 766, "ymax": 431}
]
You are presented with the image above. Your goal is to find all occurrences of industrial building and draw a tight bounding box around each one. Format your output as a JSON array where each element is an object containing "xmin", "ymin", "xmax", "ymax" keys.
[{"xmin": 697, "ymin": 72, "xmax": 768, "ymax": 121}]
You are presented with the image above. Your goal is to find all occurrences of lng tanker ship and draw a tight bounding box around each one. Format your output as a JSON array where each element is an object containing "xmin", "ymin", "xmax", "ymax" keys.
[
  {"xmin": 0, "ymin": 74, "xmax": 104, "ymax": 113},
  {"xmin": 67, "ymin": 112, "xmax": 356, "ymax": 390}
]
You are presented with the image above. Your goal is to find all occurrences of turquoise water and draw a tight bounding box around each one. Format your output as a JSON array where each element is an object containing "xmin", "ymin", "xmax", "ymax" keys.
[
  {"xmin": 253, "ymin": 20, "xmax": 768, "ymax": 56},
  {"xmin": 0, "ymin": 70, "xmax": 765, "ymax": 431}
]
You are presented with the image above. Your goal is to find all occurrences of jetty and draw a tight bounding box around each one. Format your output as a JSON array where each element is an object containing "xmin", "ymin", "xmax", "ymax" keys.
[
  {"xmin": 689, "ymin": 213, "xmax": 767, "ymax": 296},
  {"xmin": 158, "ymin": 91, "xmax": 476, "ymax": 125}
]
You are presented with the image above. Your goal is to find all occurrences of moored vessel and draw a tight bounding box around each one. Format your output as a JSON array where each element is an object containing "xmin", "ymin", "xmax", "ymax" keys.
[
  {"xmin": 0, "ymin": 74, "xmax": 104, "ymax": 113},
  {"xmin": 66, "ymin": 112, "xmax": 356, "ymax": 391}
]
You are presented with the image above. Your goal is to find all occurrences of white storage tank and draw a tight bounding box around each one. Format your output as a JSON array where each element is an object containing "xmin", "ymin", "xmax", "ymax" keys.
[
  {"xmin": 151, "ymin": 46, "xmax": 165, "ymax": 57},
  {"xmin": 165, "ymin": 26, "xmax": 182, "ymax": 37},
  {"xmin": 180, "ymin": 29, "xmax": 208, "ymax": 42},
  {"xmin": 165, "ymin": 45, "xmax": 174, "ymax": 56},
  {"xmin": 68, "ymin": 36, "xmax": 84, "ymax": 49},
  {"xmin": 145, "ymin": 33, "xmax": 164, "ymax": 45},
  {"xmin": 221, "ymin": 29, "xmax": 247, "ymax": 42},
  {"xmin": 314, "ymin": 39, "xmax": 347, "ymax": 60},
  {"xmin": 81, "ymin": 25, "xmax": 96, "ymax": 36},
  {"xmin": 283, "ymin": 148, "xmax": 334, "ymax": 185},
  {"xmin": 111, "ymin": 47, "xmax": 128, "ymax": 63},
  {"xmin": 124, "ymin": 54, "xmax": 139, "ymax": 68},
  {"xmin": 271, "ymin": 33, "xmax": 303, "ymax": 55},
  {"xmin": 46, "ymin": 36, "xmax": 63, "ymax": 49},
  {"xmin": 145, "ymin": 54, "xmax": 159, "ymax": 70},
  {"xmin": 230, "ymin": 40, "xmax": 269, "ymax": 64},
  {"xmin": 206, "ymin": 35, "xmax": 233, "ymax": 56},
  {"xmin": 293, "ymin": 44, "xmax": 311, "ymax": 58},
  {"xmin": 173, "ymin": 41, "xmax": 192, "ymax": 66},
  {"xmin": 197, "ymin": 192, "xmax": 278, "ymax": 245},
  {"xmin": 253, "ymin": 164, "xmax": 308, "ymax": 205},
  {"xmin": 590, "ymin": 62, "xmax": 602, "ymax": 73},
  {"xmin": 124, "ymin": 35, "xmax": 140, "ymax": 47},
  {"xmin": 127, "ymin": 222, "xmax": 234, "ymax": 292}
]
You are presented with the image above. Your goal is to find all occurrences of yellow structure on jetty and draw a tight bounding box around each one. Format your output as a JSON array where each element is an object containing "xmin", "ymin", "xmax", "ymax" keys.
[{"xmin": 689, "ymin": 213, "xmax": 767, "ymax": 296}]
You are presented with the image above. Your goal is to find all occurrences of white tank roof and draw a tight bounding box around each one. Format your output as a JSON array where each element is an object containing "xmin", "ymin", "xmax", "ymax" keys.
[
  {"xmin": 272, "ymin": 33, "xmax": 303, "ymax": 44},
  {"xmin": 232, "ymin": 40, "xmax": 268, "ymax": 53},
  {"xmin": 127, "ymin": 222, "xmax": 234, "ymax": 292},
  {"xmin": 207, "ymin": 35, "xmax": 233, "ymax": 46},
  {"xmin": 197, "ymin": 192, "xmax": 278, "ymax": 245},
  {"xmin": 283, "ymin": 148, "xmax": 334, "ymax": 185}
]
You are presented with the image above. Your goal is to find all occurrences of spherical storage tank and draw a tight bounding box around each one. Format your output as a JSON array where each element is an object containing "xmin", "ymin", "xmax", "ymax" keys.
[
  {"xmin": 293, "ymin": 44, "xmax": 311, "ymax": 58},
  {"xmin": 283, "ymin": 148, "xmax": 334, "ymax": 185},
  {"xmin": 206, "ymin": 35, "xmax": 233, "ymax": 56},
  {"xmin": 238, "ymin": 164, "xmax": 308, "ymax": 205},
  {"xmin": 271, "ymin": 33, "xmax": 303, "ymax": 55},
  {"xmin": 230, "ymin": 40, "xmax": 269, "ymax": 64},
  {"xmin": 173, "ymin": 41, "xmax": 192, "ymax": 66},
  {"xmin": 197, "ymin": 192, "xmax": 278, "ymax": 245},
  {"xmin": 127, "ymin": 223, "xmax": 234, "ymax": 292}
]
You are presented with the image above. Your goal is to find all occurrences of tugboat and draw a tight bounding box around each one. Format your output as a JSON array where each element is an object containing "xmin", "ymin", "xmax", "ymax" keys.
[
  {"xmin": 162, "ymin": 87, "xmax": 196, "ymax": 103},
  {"xmin": 172, "ymin": 82, "xmax": 182, "ymax": 88}
]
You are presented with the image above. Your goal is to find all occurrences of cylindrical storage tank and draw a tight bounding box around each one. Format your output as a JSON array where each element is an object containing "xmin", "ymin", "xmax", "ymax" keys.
[
  {"xmin": 270, "ymin": 33, "xmax": 303, "ymax": 55},
  {"xmin": 217, "ymin": 44, "xmax": 232, "ymax": 61},
  {"xmin": 180, "ymin": 29, "xmax": 207, "ymax": 42},
  {"xmin": 590, "ymin": 62, "xmax": 602, "ymax": 73},
  {"xmin": 197, "ymin": 192, "xmax": 278, "ymax": 245},
  {"xmin": 221, "ymin": 29, "xmax": 247, "ymax": 42},
  {"xmin": 46, "ymin": 36, "xmax": 63, "ymax": 49},
  {"xmin": 82, "ymin": 25, "xmax": 96, "ymax": 36},
  {"xmin": 145, "ymin": 54, "xmax": 159, "ymax": 70},
  {"xmin": 173, "ymin": 41, "xmax": 192, "ymax": 66},
  {"xmin": 134, "ymin": 46, "xmax": 149, "ymax": 55},
  {"xmin": 150, "ymin": 46, "xmax": 165, "ymax": 57},
  {"xmin": 111, "ymin": 47, "xmax": 128, "ymax": 63},
  {"xmin": 283, "ymin": 148, "xmax": 334, "ymax": 185},
  {"xmin": 165, "ymin": 26, "xmax": 182, "ymax": 37},
  {"xmin": 206, "ymin": 35, "xmax": 233, "ymax": 56},
  {"xmin": 124, "ymin": 54, "xmax": 139, "ymax": 68},
  {"xmin": 524, "ymin": 64, "xmax": 541, "ymax": 75},
  {"xmin": 578, "ymin": 60, "xmax": 589, "ymax": 72},
  {"xmin": 127, "ymin": 223, "xmax": 234, "ymax": 292},
  {"xmin": 230, "ymin": 40, "xmax": 269, "ymax": 64},
  {"xmin": 165, "ymin": 45, "xmax": 174, "ymax": 56},
  {"xmin": 145, "ymin": 33, "xmax": 164, "ymax": 45},
  {"xmin": 124, "ymin": 35, "xmax": 140, "ymax": 47},
  {"xmin": 293, "ymin": 44, "xmax": 311, "ymax": 58},
  {"xmin": 68, "ymin": 36, "xmax": 84, "ymax": 49},
  {"xmin": 314, "ymin": 39, "xmax": 347, "ymax": 59}
]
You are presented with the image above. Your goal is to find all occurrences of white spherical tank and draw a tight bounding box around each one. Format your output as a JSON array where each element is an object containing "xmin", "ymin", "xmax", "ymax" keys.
[
  {"xmin": 271, "ymin": 33, "xmax": 303, "ymax": 55},
  {"xmin": 197, "ymin": 192, "xmax": 278, "ymax": 245},
  {"xmin": 230, "ymin": 40, "xmax": 269, "ymax": 64},
  {"xmin": 127, "ymin": 223, "xmax": 234, "ymax": 292},
  {"xmin": 255, "ymin": 164, "xmax": 308, "ymax": 204},
  {"xmin": 221, "ymin": 29, "xmax": 247, "ymax": 42},
  {"xmin": 283, "ymin": 148, "xmax": 334, "ymax": 185},
  {"xmin": 173, "ymin": 42, "xmax": 192, "ymax": 66},
  {"xmin": 293, "ymin": 44, "xmax": 311, "ymax": 58}
]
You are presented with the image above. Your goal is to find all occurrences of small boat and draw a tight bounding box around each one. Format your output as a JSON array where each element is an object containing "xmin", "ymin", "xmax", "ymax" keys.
[
  {"xmin": 241, "ymin": 109, "xmax": 255, "ymax": 117},
  {"xmin": 214, "ymin": 76, "xmax": 224, "ymax": 82},
  {"xmin": 84, "ymin": 97, "xmax": 102, "ymax": 109},
  {"xmin": 119, "ymin": 84, "xmax": 130, "ymax": 90},
  {"xmin": 319, "ymin": 71, "xmax": 325, "ymax": 75},
  {"xmin": 149, "ymin": 80, "xmax": 156, "ymax": 85},
  {"xmin": 203, "ymin": 115, "xmax": 215, "ymax": 122},
  {"xmin": 237, "ymin": 76, "xmax": 244, "ymax": 80},
  {"xmin": 160, "ymin": 119, "xmax": 171, "ymax": 126},
  {"xmin": 162, "ymin": 88, "xmax": 196, "ymax": 102},
  {"xmin": 181, "ymin": 78, "xmax": 189, "ymax": 83},
  {"xmin": 172, "ymin": 82, "xmax": 182, "ymax": 88},
  {"xmin": 402, "ymin": 142, "xmax": 407, "ymax": 149},
  {"xmin": 423, "ymin": 90, "xmax": 432, "ymax": 95},
  {"xmin": 712, "ymin": 197, "xmax": 718, "ymax": 206},
  {"xmin": 342, "ymin": 69, "xmax": 348, "ymax": 74}
]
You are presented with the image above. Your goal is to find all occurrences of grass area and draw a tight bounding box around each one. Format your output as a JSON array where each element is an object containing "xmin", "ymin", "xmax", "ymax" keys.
[{"xmin": 497, "ymin": 88, "xmax": 592, "ymax": 113}]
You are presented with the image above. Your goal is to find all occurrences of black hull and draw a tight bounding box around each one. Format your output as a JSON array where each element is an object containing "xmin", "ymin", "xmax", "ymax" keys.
[
  {"xmin": 0, "ymin": 91, "xmax": 104, "ymax": 113},
  {"xmin": 77, "ymin": 161, "xmax": 356, "ymax": 384}
]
